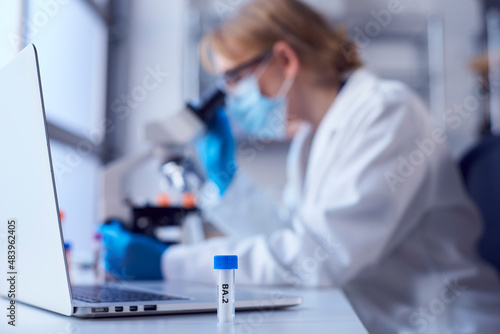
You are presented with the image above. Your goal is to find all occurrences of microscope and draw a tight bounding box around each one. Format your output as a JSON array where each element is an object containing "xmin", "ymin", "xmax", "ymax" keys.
[{"xmin": 100, "ymin": 87, "xmax": 226, "ymax": 245}]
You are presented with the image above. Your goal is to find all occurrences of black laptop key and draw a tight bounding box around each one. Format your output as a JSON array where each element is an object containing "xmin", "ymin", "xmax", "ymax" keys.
[{"xmin": 72, "ymin": 286, "xmax": 185, "ymax": 303}]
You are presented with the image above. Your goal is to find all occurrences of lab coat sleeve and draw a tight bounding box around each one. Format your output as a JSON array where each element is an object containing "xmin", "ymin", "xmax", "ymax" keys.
[
  {"xmin": 163, "ymin": 90, "xmax": 432, "ymax": 287},
  {"xmin": 197, "ymin": 171, "xmax": 288, "ymax": 238}
]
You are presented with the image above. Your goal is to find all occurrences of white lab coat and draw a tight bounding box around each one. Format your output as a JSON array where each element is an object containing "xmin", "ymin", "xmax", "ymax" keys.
[{"xmin": 162, "ymin": 69, "xmax": 500, "ymax": 333}]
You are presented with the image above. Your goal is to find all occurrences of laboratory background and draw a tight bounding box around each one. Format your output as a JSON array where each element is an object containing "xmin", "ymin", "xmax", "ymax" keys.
[{"xmin": 1, "ymin": 0, "xmax": 500, "ymax": 328}]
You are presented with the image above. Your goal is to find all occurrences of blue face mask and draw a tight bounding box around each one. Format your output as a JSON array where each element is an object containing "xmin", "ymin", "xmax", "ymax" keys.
[{"xmin": 225, "ymin": 65, "xmax": 295, "ymax": 141}]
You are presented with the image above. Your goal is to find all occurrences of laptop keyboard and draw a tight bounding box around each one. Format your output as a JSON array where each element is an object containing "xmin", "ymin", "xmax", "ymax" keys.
[{"xmin": 72, "ymin": 285, "xmax": 185, "ymax": 303}]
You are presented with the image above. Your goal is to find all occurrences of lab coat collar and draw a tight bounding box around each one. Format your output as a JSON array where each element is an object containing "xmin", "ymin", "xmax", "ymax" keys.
[
  {"xmin": 317, "ymin": 67, "xmax": 378, "ymax": 135},
  {"xmin": 303, "ymin": 68, "xmax": 378, "ymax": 198}
]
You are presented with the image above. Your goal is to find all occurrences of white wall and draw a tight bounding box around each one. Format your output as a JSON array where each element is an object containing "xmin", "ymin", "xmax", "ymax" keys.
[
  {"xmin": 437, "ymin": 0, "xmax": 484, "ymax": 157},
  {"xmin": 123, "ymin": 0, "xmax": 187, "ymax": 204},
  {"xmin": 0, "ymin": 2, "xmax": 22, "ymax": 68}
]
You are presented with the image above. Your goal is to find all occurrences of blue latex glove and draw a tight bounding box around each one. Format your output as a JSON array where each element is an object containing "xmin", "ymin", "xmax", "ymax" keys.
[
  {"xmin": 196, "ymin": 107, "xmax": 237, "ymax": 196},
  {"xmin": 98, "ymin": 220, "xmax": 168, "ymax": 280}
]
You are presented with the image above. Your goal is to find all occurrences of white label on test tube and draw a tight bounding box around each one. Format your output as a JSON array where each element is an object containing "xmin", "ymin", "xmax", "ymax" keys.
[
  {"xmin": 218, "ymin": 269, "xmax": 235, "ymax": 323},
  {"xmin": 214, "ymin": 255, "xmax": 238, "ymax": 324}
]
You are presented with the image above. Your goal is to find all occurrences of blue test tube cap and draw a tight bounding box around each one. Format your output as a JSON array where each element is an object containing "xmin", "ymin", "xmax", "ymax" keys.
[{"xmin": 214, "ymin": 255, "xmax": 238, "ymax": 270}]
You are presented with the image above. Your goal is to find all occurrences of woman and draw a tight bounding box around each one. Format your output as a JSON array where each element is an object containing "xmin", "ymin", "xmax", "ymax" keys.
[{"xmin": 101, "ymin": 0, "xmax": 500, "ymax": 332}]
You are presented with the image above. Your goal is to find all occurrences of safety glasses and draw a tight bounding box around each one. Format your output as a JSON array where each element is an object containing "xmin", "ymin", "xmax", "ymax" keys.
[{"xmin": 218, "ymin": 49, "xmax": 273, "ymax": 91}]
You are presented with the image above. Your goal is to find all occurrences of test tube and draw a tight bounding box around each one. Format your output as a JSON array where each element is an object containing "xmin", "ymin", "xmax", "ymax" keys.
[{"xmin": 214, "ymin": 255, "xmax": 238, "ymax": 324}]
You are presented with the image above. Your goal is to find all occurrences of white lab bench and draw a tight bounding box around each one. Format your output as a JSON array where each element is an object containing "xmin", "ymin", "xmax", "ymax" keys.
[{"xmin": 0, "ymin": 280, "xmax": 368, "ymax": 334}]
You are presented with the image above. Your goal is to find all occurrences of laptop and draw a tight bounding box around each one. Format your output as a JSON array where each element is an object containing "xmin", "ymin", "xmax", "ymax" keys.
[{"xmin": 0, "ymin": 44, "xmax": 301, "ymax": 318}]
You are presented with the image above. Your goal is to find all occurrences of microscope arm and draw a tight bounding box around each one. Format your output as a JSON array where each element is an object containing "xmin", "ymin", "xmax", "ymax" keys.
[{"xmin": 99, "ymin": 147, "xmax": 154, "ymax": 223}]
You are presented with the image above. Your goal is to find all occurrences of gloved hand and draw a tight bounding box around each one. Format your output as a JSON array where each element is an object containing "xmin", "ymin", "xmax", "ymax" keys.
[
  {"xmin": 98, "ymin": 220, "xmax": 168, "ymax": 280},
  {"xmin": 195, "ymin": 107, "xmax": 237, "ymax": 196}
]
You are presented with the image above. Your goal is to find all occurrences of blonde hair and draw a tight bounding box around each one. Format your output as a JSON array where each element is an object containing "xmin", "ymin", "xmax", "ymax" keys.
[{"xmin": 201, "ymin": 0, "xmax": 362, "ymax": 86}]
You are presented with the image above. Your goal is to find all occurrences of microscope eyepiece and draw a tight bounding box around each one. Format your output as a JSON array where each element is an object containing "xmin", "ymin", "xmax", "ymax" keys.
[{"xmin": 187, "ymin": 86, "xmax": 226, "ymax": 125}]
